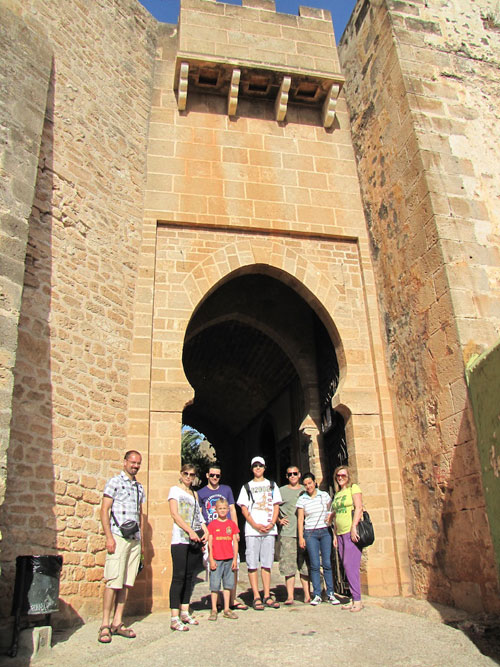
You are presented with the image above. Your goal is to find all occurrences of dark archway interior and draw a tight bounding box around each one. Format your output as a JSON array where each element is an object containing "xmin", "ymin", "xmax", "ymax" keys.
[{"xmin": 182, "ymin": 271, "xmax": 346, "ymax": 497}]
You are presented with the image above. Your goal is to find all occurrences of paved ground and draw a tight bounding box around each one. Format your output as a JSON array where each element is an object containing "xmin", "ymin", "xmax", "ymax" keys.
[{"xmin": 2, "ymin": 565, "xmax": 498, "ymax": 667}]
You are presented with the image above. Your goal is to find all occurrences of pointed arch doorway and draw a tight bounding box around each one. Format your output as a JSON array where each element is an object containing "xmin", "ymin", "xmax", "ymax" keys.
[{"xmin": 182, "ymin": 269, "xmax": 347, "ymax": 496}]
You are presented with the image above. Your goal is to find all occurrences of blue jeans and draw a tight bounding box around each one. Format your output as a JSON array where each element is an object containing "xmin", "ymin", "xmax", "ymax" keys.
[{"xmin": 304, "ymin": 528, "xmax": 334, "ymax": 598}]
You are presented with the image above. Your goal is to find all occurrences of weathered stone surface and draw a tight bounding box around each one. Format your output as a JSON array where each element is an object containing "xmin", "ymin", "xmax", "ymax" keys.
[
  {"xmin": 0, "ymin": 0, "xmax": 158, "ymax": 621},
  {"xmin": 339, "ymin": 0, "xmax": 500, "ymax": 613},
  {"xmin": 0, "ymin": 6, "xmax": 53, "ymax": 580}
]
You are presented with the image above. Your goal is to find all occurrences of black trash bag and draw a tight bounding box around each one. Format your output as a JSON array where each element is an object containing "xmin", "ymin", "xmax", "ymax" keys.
[{"xmin": 11, "ymin": 555, "xmax": 63, "ymax": 615}]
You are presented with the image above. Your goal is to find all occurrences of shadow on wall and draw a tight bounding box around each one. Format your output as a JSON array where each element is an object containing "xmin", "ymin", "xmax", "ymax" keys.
[
  {"xmin": 432, "ymin": 399, "xmax": 500, "ymax": 662},
  {"xmin": 127, "ymin": 517, "xmax": 154, "ymax": 617},
  {"xmin": 0, "ymin": 66, "xmax": 58, "ymax": 621},
  {"xmin": 425, "ymin": 403, "xmax": 500, "ymax": 615},
  {"xmin": 403, "ymin": 397, "xmax": 500, "ymax": 660}
]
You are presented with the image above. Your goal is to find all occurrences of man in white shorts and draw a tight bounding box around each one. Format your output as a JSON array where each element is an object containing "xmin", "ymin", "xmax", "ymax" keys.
[
  {"xmin": 237, "ymin": 456, "xmax": 282, "ymax": 610},
  {"xmin": 98, "ymin": 450, "xmax": 145, "ymax": 643}
]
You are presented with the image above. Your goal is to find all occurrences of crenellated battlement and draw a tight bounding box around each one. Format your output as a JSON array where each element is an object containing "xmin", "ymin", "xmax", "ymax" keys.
[
  {"xmin": 176, "ymin": 0, "xmax": 343, "ymax": 126},
  {"xmin": 179, "ymin": 0, "xmax": 340, "ymax": 72}
]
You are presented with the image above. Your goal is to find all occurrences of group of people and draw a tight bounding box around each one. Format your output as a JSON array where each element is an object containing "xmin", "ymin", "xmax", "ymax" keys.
[{"xmin": 97, "ymin": 450, "xmax": 365, "ymax": 642}]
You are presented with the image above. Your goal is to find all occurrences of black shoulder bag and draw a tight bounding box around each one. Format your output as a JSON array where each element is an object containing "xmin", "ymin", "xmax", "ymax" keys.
[
  {"xmin": 355, "ymin": 510, "xmax": 374, "ymax": 548},
  {"xmin": 351, "ymin": 485, "xmax": 374, "ymax": 549},
  {"xmin": 111, "ymin": 483, "xmax": 140, "ymax": 539}
]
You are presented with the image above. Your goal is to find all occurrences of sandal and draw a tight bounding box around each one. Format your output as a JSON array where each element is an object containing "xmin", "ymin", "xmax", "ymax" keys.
[
  {"xmin": 170, "ymin": 618, "xmax": 189, "ymax": 631},
  {"xmin": 98, "ymin": 625, "xmax": 112, "ymax": 644},
  {"xmin": 208, "ymin": 610, "xmax": 218, "ymax": 621},
  {"xmin": 350, "ymin": 602, "xmax": 363, "ymax": 613},
  {"xmin": 264, "ymin": 596, "xmax": 280, "ymax": 609},
  {"xmin": 111, "ymin": 623, "xmax": 136, "ymax": 638},
  {"xmin": 341, "ymin": 601, "xmax": 353, "ymax": 610},
  {"xmin": 252, "ymin": 598, "xmax": 265, "ymax": 611},
  {"xmin": 223, "ymin": 610, "xmax": 238, "ymax": 619},
  {"xmin": 284, "ymin": 599, "xmax": 294, "ymax": 606},
  {"xmin": 180, "ymin": 612, "xmax": 199, "ymax": 625},
  {"xmin": 230, "ymin": 600, "xmax": 248, "ymax": 611}
]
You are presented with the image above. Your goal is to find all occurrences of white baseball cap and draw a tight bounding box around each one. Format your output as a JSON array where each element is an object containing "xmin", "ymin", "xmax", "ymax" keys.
[{"xmin": 251, "ymin": 456, "xmax": 265, "ymax": 466}]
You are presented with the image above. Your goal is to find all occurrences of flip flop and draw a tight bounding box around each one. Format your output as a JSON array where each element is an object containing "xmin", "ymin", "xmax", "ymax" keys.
[
  {"xmin": 264, "ymin": 596, "xmax": 280, "ymax": 609},
  {"xmin": 230, "ymin": 600, "xmax": 249, "ymax": 611},
  {"xmin": 284, "ymin": 600, "xmax": 294, "ymax": 606}
]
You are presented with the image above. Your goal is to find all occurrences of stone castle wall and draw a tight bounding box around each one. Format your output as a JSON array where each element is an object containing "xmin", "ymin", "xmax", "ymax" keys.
[
  {"xmin": 0, "ymin": 0, "xmax": 157, "ymax": 621},
  {"xmin": 1, "ymin": 0, "xmax": 498, "ymax": 625},
  {"xmin": 339, "ymin": 0, "xmax": 500, "ymax": 612}
]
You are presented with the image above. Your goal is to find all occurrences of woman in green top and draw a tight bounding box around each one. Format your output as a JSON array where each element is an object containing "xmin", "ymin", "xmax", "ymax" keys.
[{"xmin": 331, "ymin": 465, "xmax": 363, "ymax": 612}]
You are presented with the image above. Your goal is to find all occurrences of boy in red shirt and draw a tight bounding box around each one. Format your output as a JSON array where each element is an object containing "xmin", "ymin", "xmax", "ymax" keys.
[{"xmin": 208, "ymin": 499, "xmax": 239, "ymax": 620}]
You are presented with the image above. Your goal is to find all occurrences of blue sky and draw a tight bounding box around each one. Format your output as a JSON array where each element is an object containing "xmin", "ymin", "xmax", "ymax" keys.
[{"xmin": 138, "ymin": 0, "xmax": 357, "ymax": 41}]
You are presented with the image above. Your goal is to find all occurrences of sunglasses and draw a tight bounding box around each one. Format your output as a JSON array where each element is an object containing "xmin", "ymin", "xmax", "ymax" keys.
[
  {"xmin": 208, "ymin": 473, "xmax": 221, "ymax": 478},
  {"xmin": 336, "ymin": 473, "xmax": 348, "ymax": 479},
  {"xmin": 286, "ymin": 472, "xmax": 299, "ymax": 477},
  {"xmin": 252, "ymin": 464, "xmax": 264, "ymax": 468},
  {"xmin": 182, "ymin": 472, "xmax": 196, "ymax": 478}
]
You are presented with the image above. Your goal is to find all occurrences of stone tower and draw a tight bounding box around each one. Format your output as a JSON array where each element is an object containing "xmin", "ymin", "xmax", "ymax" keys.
[{"xmin": 339, "ymin": 0, "xmax": 500, "ymax": 613}]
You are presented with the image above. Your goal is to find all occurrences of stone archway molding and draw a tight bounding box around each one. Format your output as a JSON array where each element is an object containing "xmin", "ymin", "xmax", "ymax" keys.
[
  {"xmin": 179, "ymin": 238, "xmax": 347, "ymax": 391},
  {"xmin": 142, "ymin": 225, "xmax": 412, "ymax": 605}
]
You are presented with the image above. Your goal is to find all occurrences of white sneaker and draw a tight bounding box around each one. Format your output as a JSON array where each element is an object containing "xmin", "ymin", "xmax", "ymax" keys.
[
  {"xmin": 310, "ymin": 595, "xmax": 322, "ymax": 606},
  {"xmin": 328, "ymin": 593, "xmax": 340, "ymax": 605}
]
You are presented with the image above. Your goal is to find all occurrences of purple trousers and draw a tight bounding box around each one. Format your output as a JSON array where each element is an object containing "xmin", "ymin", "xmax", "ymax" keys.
[{"xmin": 338, "ymin": 532, "xmax": 362, "ymax": 601}]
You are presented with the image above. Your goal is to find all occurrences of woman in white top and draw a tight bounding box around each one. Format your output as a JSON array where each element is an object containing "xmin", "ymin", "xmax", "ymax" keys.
[
  {"xmin": 297, "ymin": 472, "xmax": 339, "ymax": 606},
  {"xmin": 168, "ymin": 463, "xmax": 208, "ymax": 631}
]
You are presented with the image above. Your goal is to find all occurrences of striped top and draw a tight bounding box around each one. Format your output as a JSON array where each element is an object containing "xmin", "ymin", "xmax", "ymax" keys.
[{"xmin": 296, "ymin": 489, "xmax": 332, "ymax": 530}]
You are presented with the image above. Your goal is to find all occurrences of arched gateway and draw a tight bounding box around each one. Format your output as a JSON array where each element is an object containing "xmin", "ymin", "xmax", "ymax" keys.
[
  {"xmin": 126, "ymin": 230, "xmax": 412, "ymax": 611},
  {"xmin": 182, "ymin": 268, "xmax": 344, "ymax": 495}
]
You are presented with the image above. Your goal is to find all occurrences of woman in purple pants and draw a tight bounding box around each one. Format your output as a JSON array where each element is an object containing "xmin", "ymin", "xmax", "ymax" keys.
[{"xmin": 331, "ymin": 466, "xmax": 364, "ymax": 612}]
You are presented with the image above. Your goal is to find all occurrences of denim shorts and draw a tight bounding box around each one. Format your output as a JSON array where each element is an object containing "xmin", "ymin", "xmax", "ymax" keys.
[{"xmin": 209, "ymin": 559, "xmax": 235, "ymax": 591}]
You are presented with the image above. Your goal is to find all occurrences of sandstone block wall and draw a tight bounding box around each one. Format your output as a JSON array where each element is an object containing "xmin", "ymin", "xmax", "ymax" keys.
[
  {"xmin": 339, "ymin": 0, "xmax": 500, "ymax": 612},
  {"xmin": 0, "ymin": 6, "xmax": 52, "ymax": 541},
  {"xmin": 0, "ymin": 0, "xmax": 158, "ymax": 623},
  {"xmin": 126, "ymin": 0, "xmax": 412, "ymax": 610}
]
